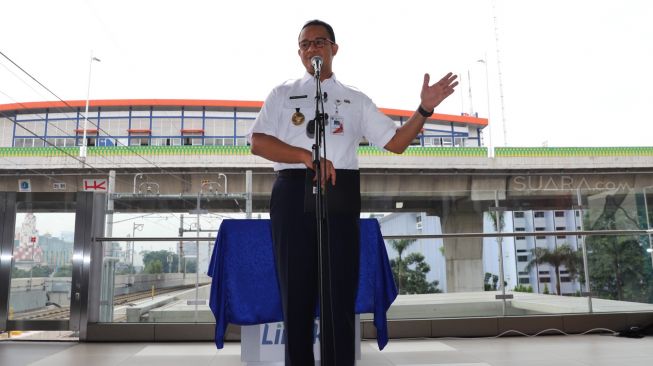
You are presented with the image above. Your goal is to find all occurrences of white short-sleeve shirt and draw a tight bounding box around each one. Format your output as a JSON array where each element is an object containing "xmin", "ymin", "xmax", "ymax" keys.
[{"xmin": 248, "ymin": 73, "xmax": 398, "ymax": 171}]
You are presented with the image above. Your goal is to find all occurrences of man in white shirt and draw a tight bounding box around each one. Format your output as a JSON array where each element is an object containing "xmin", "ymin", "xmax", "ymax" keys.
[{"xmin": 249, "ymin": 19, "xmax": 457, "ymax": 366}]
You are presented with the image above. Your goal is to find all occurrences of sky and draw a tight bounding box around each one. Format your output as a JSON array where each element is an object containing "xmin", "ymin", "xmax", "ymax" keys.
[{"xmin": 1, "ymin": 0, "xmax": 653, "ymax": 147}]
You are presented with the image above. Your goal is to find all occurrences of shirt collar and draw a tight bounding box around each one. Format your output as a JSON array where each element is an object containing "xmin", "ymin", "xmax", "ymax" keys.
[{"xmin": 301, "ymin": 72, "xmax": 337, "ymax": 86}]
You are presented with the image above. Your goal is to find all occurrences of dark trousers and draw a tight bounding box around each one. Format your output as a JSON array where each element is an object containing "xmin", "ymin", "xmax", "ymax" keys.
[{"xmin": 270, "ymin": 170, "xmax": 360, "ymax": 366}]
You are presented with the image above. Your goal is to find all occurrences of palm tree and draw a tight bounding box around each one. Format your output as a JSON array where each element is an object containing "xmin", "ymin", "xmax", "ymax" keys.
[
  {"xmin": 527, "ymin": 245, "xmax": 579, "ymax": 295},
  {"xmin": 388, "ymin": 239, "xmax": 442, "ymax": 294},
  {"xmin": 388, "ymin": 239, "xmax": 415, "ymax": 293}
]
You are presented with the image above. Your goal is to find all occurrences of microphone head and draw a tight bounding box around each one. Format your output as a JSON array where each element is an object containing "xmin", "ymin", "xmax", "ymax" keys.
[{"xmin": 311, "ymin": 56, "xmax": 323, "ymax": 72}]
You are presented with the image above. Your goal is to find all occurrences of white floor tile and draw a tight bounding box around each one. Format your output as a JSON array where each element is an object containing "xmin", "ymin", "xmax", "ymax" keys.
[
  {"xmin": 395, "ymin": 364, "xmax": 490, "ymax": 366},
  {"xmin": 2, "ymin": 334, "xmax": 651, "ymax": 366},
  {"xmin": 135, "ymin": 344, "xmax": 218, "ymax": 356},
  {"xmin": 369, "ymin": 340, "xmax": 456, "ymax": 352}
]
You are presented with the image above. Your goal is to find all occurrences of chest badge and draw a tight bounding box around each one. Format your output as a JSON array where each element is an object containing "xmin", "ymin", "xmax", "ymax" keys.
[{"xmin": 291, "ymin": 108, "xmax": 305, "ymax": 126}]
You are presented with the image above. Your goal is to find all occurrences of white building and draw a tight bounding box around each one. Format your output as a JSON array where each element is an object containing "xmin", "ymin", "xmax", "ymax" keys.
[
  {"xmin": 502, "ymin": 210, "xmax": 583, "ymax": 295},
  {"xmin": 378, "ymin": 209, "xmax": 583, "ymax": 295},
  {"xmin": 377, "ymin": 212, "xmax": 447, "ymax": 292}
]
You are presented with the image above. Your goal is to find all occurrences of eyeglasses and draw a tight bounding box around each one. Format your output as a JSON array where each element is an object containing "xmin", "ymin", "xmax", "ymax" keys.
[{"xmin": 298, "ymin": 38, "xmax": 334, "ymax": 51}]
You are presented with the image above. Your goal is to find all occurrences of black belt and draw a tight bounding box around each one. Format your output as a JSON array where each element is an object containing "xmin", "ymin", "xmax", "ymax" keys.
[{"xmin": 277, "ymin": 169, "xmax": 307, "ymax": 177}]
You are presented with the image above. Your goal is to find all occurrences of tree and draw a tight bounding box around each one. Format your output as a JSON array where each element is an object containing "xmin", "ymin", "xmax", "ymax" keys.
[
  {"xmin": 11, "ymin": 267, "xmax": 30, "ymax": 278},
  {"xmin": 484, "ymin": 272, "xmax": 499, "ymax": 291},
  {"xmin": 11, "ymin": 265, "xmax": 53, "ymax": 278},
  {"xmin": 53, "ymin": 265, "xmax": 72, "ymax": 277},
  {"xmin": 527, "ymin": 245, "xmax": 579, "ymax": 295},
  {"xmin": 144, "ymin": 259, "xmax": 164, "ymax": 274},
  {"xmin": 141, "ymin": 250, "xmax": 179, "ymax": 273},
  {"xmin": 513, "ymin": 284, "xmax": 533, "ymax": 293},
  {"xmin": 183, "ymin": 258, "xmax": 197, "ymax": 273},
  {"xmin": 31, "ymin": 265, "xmax": 53, "ymax": 277},
  {"xmin": 388, "ymin": 239, "xmax": 441, "ymax": 294},
  {"xmin": 116, "ymin": 264, "xmax": 136, "ymax": 275},
  {"xmin": 582, "ymin": 192, "xmax": 653, "ymax": 302},
  {"xmin": 389, "ymin": 239, "xmax": 413, "ymax": 292},
  {"xmin": 585, "ymin": 236, "xmax": 651, "ymax": 302},
  {"xmin": 543, "ymin": 283, "xmax": 550, "ymax": 294}
]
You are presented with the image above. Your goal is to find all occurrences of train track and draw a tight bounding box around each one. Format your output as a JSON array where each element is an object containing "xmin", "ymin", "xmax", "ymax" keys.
[
  {"xmin": 113, "ymin": 283, "xmax": 204, "ymax": 305},
  {"xmin": 11, "ymin": 283, "xmax": 209, "ymax": 321},
  {"xmin": 12, "ymin": 306, "xmax": 70, "ymax": 321}
]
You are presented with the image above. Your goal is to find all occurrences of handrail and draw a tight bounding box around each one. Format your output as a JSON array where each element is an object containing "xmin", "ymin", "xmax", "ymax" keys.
[{"xmin": 94, "ymin": 229, "xmax": 652, "ymax": 242}]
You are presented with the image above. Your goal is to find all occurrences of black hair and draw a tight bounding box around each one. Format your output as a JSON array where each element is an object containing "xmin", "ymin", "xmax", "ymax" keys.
[{"xmin": 300, "ymin": 19, "xmax": 336, "ymax": 43}]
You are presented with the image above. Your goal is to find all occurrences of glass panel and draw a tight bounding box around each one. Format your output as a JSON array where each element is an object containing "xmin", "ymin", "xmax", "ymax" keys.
[
  {"xmin": 99, "ymin": 110, "xmax": 129, "ymax": 117},
  {"xmin": 379, "ymin": 212, "xmax": 446, "ymax": 294},
  {"xmin": 101, "ymin": 118, "xmax": 129, "ymax": 136},
  {"xmin": 234, "ymin": 111, "xmax": 259, "ymax": 119},
  {"xmin": 45, "ymin": 113, "xmax": 76, "ymax": 119},
  {"xmin": 583, "ymin": 187, "xmax": 642, "ymax": 232},
  {"xmin": 131, "ymin": 109, "xmax": 151, "ymax": 117},
  {"xmin": 15, "ymin": 113, "xmax": 45, "ymax": 121},
  {"xmin": 10, "ymin": 204, "xmax": 76, "ymax": 322},
  {"xmin": 183, "ymin": 118, "xmax": 202, "ymax": 130},
  {"xmin": 236, "ymin": 119, "xmax": 254, "ymax": 135},
  {"xmin": 205, "ymin": 119, "xmax": 233, "ymax": 136},
  {"xmin": 45, "ymin": 138, "xmax": 76, "ymax": 147},
  {"xmin": 14, "ymin": 138, "xmax": 45, "ymax": 147},
  {"xmin": 151, "ymin": 109, "xmax": 181, "ymax": 117},
  {"xmin": 366, "ymin": 185, "xmax": 605, "ymax": 321},
  {"xmin": 183, "ymin": 110, "xmax": 203, "ymax": 117},
  {"xmin": 99, "ymin": 210, "xmax": 219, "ymax": 323},
  {"xmin": 130, "ymin": 118, "xmax": 150, "ymax": 130},
  {"xmin": 47, "ymin": 120, "xmax": 77, "ymax": 137},
  {"xmin": 578, "ymin": 185, "xmax": 653, "ymax": 306},
  {"xmin": 585, "ymin": 234, "xmax": 653, "ymax": 309},
  {"xmin": 204, "ymin": 110, "xmax": 233, "ymax": 118},
  {"xmin": 151, "ymin": 138, "xmax": 167, "ymax": 146},
  {"xmin": 15, "ymin": 121, "xmax": 45, "ymax": 136},
  {"xmin": 373, "ymin": 189, "xmax": 507, "ymax": 320},
  {"xmin": 152, "ymin": 118, "xmax": 181, "ymax": 136}
]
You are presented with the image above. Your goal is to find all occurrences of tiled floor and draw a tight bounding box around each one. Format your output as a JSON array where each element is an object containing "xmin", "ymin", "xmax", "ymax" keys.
[{"xmin": 1, "ymin": 334, "xmax": 652, "ymax": 366}]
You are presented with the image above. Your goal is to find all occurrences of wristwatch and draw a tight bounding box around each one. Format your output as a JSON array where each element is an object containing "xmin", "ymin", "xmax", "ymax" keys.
[{"xmin": 418, "ymin": 105, "xmax": 434, "ymax": 118}]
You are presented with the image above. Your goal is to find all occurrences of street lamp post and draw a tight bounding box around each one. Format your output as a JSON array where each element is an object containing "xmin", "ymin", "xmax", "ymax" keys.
[
  {"xmin": 130, "ymin": 223, "xmax": 144, "ymax": 282},
  {"xmin": 80, "ymin": 52, "xmax": 101, "ymax": 159}
]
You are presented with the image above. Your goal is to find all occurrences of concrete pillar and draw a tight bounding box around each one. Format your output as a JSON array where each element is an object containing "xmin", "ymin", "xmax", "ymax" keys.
[
  {"xmin": 438, "ymin": 177, "xmax": 507, "ymax": 292},
  {"xmin": 441, "ymin": 205, "xmax": 484, "ymax": 293}
]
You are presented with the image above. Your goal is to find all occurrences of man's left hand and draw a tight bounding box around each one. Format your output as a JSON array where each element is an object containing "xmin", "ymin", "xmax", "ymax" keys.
[{"xmin": 420, "ymin": 72, "xmax": 458, "ymax": 112}]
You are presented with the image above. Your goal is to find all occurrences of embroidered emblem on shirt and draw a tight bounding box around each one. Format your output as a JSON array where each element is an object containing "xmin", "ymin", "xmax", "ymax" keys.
[
  {"xmin": 291, "ymin": 108, "xmax": 305, "ymax": 126},
  {"xmin": 331, "ymin": 115, "xmax": 344, "ymax": 135}
]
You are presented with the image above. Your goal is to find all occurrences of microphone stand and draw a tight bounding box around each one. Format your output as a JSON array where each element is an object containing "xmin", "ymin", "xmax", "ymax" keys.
[{"xmin": 310, "ymin": 69, "xmax": 334, "ymax": 366}]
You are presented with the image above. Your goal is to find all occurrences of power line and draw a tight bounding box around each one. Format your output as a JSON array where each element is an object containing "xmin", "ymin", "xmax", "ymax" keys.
[
  {"xmin": 0, "ymin": 155, "xmax": 66, "ymax": 184},
  {"xmin": 0, "ymin": 50, "xmax": 204, "ymax": 207}
]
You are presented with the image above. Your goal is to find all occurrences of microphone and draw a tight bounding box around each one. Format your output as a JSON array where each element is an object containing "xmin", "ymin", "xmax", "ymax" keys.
[{"xmin": 311, "ymin": 56, "xmax": 323, "ymax": 77}]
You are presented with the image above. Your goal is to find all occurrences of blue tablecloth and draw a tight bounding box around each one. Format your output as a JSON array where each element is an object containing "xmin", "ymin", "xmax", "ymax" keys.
[{"xmin": 208, "ymin": 218, "xmax": 397, "ymax": 350}]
